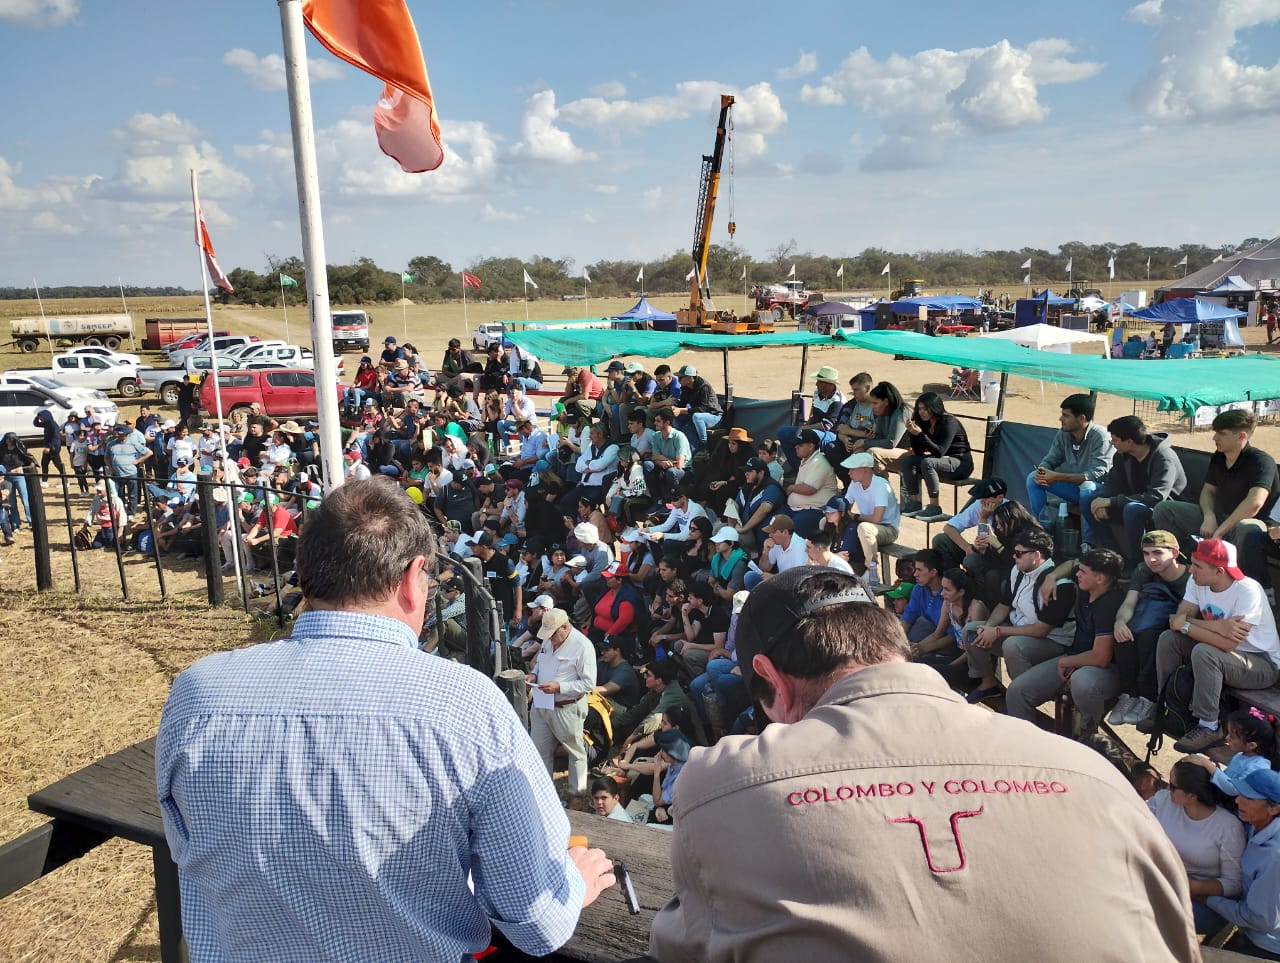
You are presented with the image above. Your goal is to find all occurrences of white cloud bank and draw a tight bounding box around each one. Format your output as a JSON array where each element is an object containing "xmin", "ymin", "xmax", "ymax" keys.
[
  {"xmin": 0, "ymin": 0, "xmax": 77, "ymax": 27},
  {"xmin": 223, "ymin": 48, "xmax": 345, "ymax": 92}
]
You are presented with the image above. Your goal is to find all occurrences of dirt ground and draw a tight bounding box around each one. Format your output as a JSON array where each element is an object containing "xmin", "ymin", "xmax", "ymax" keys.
[{"xmin": 0, "ymin": 297, "xmax": 1271, "ymax": 960}]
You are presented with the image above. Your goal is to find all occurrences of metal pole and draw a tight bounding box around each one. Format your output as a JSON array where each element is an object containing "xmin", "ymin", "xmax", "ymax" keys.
[
  {"xmin": 722, "ymin": 349, "xmax": 730, "ymax": 400},
  {"xmin": 198, "ymin": 476, "xmax": 225, "ymax": 606},
  {"xmin": 59, "ymin": 472, "xmax": 81, "ymax": 594},
  {"xmin": 24, "ymin": 466, "xmax": 52, "ymax": 592},
  {"xmin": 797, "ymin": 344, "xmax": 809, "ymax": 393},
  {"xmin": 279, "ymin": 0, "xmax": 344, "ymax": 492},
  {"xmin": 138, "ymin": 478, "xmax": 168, "ymax": 600}
]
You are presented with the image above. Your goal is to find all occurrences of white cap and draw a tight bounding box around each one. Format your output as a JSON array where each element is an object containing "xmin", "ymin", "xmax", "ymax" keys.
[
  {"xmin": 841, "ymin": 451, "xmax": 875, "ymax": 470},
  {"xmin": 573, "ymin": 522, "xmax": 599, "ymax": 544},
  {"xmin": 566, "ymin": 555, "xmax": 587, "ymax": 569},
  {"xmin": 620, "ymin": 527, "xmax": 644, "ymax": 543},
  {"xmin": 531, "ymin": 593, "xmax": 555, "ymax": 610},
  {"xmin": 732, "ymin": 590, "xmax": 751, "ymax": 615},
  {"xmin": 711, "ymin": 525, "xmax": 740, "ymax": 544}
]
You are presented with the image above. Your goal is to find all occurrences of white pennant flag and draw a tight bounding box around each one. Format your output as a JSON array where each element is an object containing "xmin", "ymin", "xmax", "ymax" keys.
[
  {"xmin": 1212, "ymin": 253, "xmax": 1223, "ymax": 263},
  {"xmin": 740, "ymin": 264, "xmax": 746, "ymax": 281},
  {"xmin": 1176, "ymin": 255, "xmax": 1188, "ymax": 268},
  {"xmin": 1023, "ymin": 273, "xmax": 1031, "ymax": 284},
  {"xmin": 1020, "ymin": 258, "xmax": 1032, "ymax": 270},
  {"xmin": 1147, "ymin": 256, "xmax": 1152, "ymax": 270},
  {"xmin": 1065, "ymin": 257, "xmax": 1073, "ymax": 273},
  {"xmin": 787, "ymin": 264, "xmax": 796, "ymax": 278},
  {"xmin": 636, "ymin": 266, "xmax": 644, "ymax": 283},
  {"xmin": 686, "ymin": 267, "xmax": 697, "ymax": 281},
  {"xmin": 836, "ymin": 264, "xmax": 844, "ymax": 278},
  {"xmin": 522, "ymin": 269, "xmax": 538, "ymax": 289},
  {"xmin": 880, "ymin": 262, "xmax": 890, "ymax": 276},
  {"xmin": 583, "ymin": 267, "xmax": 591, "ymax": 283},
  {"xmin": 1107, "ymin": 255, "xmax": 1115, "ymax": 280}
]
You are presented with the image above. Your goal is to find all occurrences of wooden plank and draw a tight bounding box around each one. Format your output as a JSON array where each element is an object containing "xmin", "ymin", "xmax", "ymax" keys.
[
  {"xmin": 1225, "ymin": 686, "xmax": 1280, "ymax": 720},
  {"xmin": 28, "ymin": 737, "xmax": 164, "ymax": 846},
  {"xmin": 0, "ymin": 821, "xmax": 111, "ymax": 899}
]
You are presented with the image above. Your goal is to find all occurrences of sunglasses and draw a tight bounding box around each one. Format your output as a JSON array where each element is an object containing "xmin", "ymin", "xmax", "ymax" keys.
[{"xmin": 1011, "ymin": 548, "xmax": 1035, "ymax": 558}]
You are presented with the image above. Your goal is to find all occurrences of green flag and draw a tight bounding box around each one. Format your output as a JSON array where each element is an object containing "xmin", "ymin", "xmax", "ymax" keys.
[
  {"xmin": 401, "ymin": 272, "xmax": 414, "ymax": 283},
  {"xmin": 280, "ymin": 273, "xmax": 299, "ymax": 287}
]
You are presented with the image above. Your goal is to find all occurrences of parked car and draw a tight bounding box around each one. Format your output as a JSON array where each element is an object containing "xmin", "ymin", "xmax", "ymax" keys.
[
  {"xmin": 64, "ymin": 345, "xmax": 143, "ymax": 367},
  {"xmin": 222, "ymin": 343, "xmax": 345, "ymax": 375},
  {"xmin": 197, "ymin": 368, "xmax": 344, "ymax": 420},
  {"xmin": 169, "ymin": 335, "xmax": 260, "ymax": 367},
  {"xmin": 471, "ymin": 322, "xmax": 506, "ymax": 352},
  {"xmin": 162, "ymin": 330, "xmax": 231, "ymax": 358},
  {"xmin": 0, "ymin": 372, "xmax": 114, "ymax": 410},
  {"xmin": 0, "ymin": 385, "xmax": 118, "ymax": 441},
  {"xmin": 7, "ymin": 353, "xmax": 142, "ymax": 398}
]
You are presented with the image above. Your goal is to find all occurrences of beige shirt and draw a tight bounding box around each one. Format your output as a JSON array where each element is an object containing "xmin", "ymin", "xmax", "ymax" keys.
[
  {"xmin": 533, "ymin": 626, "xmax": 596, "ymax": 701},
  {"xmin": 650, "ymin": 663, "xmax": 1198, "ymax": 963},
  {"xmin": 788, "ymin": 451, "xmax": 838, "ymax": 510}
]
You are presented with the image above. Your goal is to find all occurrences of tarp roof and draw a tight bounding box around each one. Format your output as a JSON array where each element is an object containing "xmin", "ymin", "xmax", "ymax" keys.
[
  {"xmin": 833, "ymin": 329, "xmax": 1280, "ymax": 412},
  {"xmin": 1030, "ymin": 289, "xmax": 1077, "ymax": 306},
  {"xmin": 1203, "ymin": 275, "xmax": 1255, "ymax": 295},
  {"xmin": 504, "ymin": 328, "xmax": 833, "ymax": 367},
  {"xmin": 890, "ymin": 295, "xmax": 983, "ymax": 314},
  {"xmin": 610, "ymin": 297, "xmax": 676, "ymax": 322},
  {"xmin": 1161, "ymin": 237, "xmax": 1280, "ymax": 292},
  {"xmin": 1131, "ymin": 298, "xmax": 1246, "ymax": 322},
  {"xmin": 981, "ymin": 322, "xmax": 1111, "ymax": 356}
]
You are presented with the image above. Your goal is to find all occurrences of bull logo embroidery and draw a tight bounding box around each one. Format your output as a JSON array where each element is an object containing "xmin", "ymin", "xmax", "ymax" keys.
[{"xmin": 890, "ymin": 807, "xmax": 984, "ymax": 873}]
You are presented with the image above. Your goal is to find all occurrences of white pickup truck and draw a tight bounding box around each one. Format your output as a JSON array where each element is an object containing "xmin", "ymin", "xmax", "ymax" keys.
[{"xmin": 7, "ymin": 353, "xmax": 142, "ymax": 397}]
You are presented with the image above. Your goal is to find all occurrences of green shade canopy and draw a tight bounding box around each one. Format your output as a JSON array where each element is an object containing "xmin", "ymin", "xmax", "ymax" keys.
[
  {"xmin": 834, "ymin": 329, "xmax": 1280, "ymax": 413},
  {"xmin": 504, "ymin": 328, "xmax": 835, "ymax": 367}
]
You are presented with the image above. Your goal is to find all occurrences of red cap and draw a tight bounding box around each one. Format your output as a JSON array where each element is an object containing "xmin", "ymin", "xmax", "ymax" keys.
[
  {"xmin": 1192, "ymin": 538, "xmax": 1245, "ymax": 580},
  {"xmin": 236, "ymin": 457, "xmax": 250, "ymax": 468},
  {"xmin": 602, "ymin": 562, "xmax": 626, "ymax": 578}
]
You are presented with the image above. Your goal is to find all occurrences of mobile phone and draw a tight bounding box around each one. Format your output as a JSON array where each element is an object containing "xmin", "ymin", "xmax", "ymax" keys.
[
  {"xmin": 977, "ymin": 523, "xmax": 990, "ymax": 537},
  {"xmin": 615, "ymin": 861, "xmax": 641, "ymax": 915}
]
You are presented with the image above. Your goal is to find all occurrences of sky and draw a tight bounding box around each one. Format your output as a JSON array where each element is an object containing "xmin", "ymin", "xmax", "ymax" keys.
[{"xmin": 1, "ymin": 0, "xmax": 1279, "ymax": 288}]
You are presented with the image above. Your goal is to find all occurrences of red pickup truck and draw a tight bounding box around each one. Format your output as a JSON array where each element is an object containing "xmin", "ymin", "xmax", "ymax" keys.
[{"xmin": 198, "ymin": 369, "xmax": 344, "ymax": 419}]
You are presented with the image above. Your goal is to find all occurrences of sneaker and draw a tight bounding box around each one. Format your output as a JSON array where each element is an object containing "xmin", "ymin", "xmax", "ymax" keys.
[
  {"xmin": 915, "ymin": 504, "xmax": 945, "ymax": 520},
  {"xmin": 900, "ymin": 500, "xmax": 922, "ymax": 517},
  {"xmin": 1123, "ymin": 696, "xmax": 1157, "ymax": 727},
  {"xmin": 966, "ymin": 683, "xmax": 1004, "ymax": 704},
  {"xmin": 864, "ymin": 563, "xmax": 880, "ymax": 589},
  {"xmin": 1106, "ymin": 694, "xmax": 1135, "ymax": 726},
  {"xmin": 1173, "ymin": 725, "xmax": 1226, "ymax": 754}
]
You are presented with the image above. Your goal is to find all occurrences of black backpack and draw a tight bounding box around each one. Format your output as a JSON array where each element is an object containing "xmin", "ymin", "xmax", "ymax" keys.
[{"xmin": 1144, "ymin": 664, "xmax": 1225, "ymax": 758}]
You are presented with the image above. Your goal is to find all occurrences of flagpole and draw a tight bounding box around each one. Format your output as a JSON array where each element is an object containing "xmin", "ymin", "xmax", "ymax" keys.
[
  {"xmin": 523, "ymin": 274, "xmax": 529, "ymax": 322},
  {"xmin": 34, "ymin": 277, "xmax": 54, "ymax": 355},
  {"xmin": 401, "ymin": 274, "xmax": 407, "ymax": 340},
  {"xmin": 118, "ymin": 276, "xmax": 137, "ymax": 350},
  {"xmin": 584, "ymin": 274, "xmax": 589, "ymax": 319},
  {"xmin": 279, "ymin": 0, "xmax": 343, "ymax": 491},
  {"xmin": 462, "ymin": 275, "xmax": 469, "ymax": 334},
  {"xmin": 280, "ymin": 275, "xmax": 291, "ymax": 343}
]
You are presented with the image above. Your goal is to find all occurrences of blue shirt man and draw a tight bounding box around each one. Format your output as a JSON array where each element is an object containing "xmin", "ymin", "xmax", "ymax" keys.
[{"xmin": 157, "ymin": 478, "xmax": 616, "ymax": 961}]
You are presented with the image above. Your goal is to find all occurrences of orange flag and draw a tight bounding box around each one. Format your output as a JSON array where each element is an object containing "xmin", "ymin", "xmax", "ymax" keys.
[{"xmin": 302, "ymin": 0, "xmax": 444, "ymax": 174}]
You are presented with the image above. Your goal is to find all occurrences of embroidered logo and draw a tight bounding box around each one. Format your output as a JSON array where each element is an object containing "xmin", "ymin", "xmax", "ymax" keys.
[{"xmin": 890, "ymin": 807, "xmax": 985, "ymax": 874}]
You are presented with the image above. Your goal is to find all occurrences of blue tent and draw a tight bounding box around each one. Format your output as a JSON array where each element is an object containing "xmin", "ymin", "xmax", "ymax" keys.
[
  {"xmin": 611, "ymin": 297, "xmax": 677, "ymax": 331},
  {"xmin": 888, "ymin": 295, "xmax": 983, "ymax": 314},
  {"xmin": 1032, "ymin": 289, "xmax": 1076, "ymax": 306},
  {"xmin": 1201, "ymin": 275, "xmax": 1255, "ymax": 296},
  {"xmin": 1131, "ymin": 298, "xmax": 1245, "ymax": 322}
]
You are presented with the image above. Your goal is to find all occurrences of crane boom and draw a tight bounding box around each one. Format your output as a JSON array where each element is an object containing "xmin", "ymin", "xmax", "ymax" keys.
[{"xmin": 689, "ymin": 94, "xmax": 734, "ymax": 310}]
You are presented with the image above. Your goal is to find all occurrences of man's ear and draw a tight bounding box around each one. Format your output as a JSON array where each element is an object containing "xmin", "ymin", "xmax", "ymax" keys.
[{"xmin": 752, "ymin": 654, "xmax": 796, "ymax": 724}]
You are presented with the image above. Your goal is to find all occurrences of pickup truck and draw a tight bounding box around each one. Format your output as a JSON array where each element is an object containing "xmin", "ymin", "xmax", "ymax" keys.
[
  {"xmin": 224, "ymin": 343, "xmax": 345, "ymax": 375},
  {"xmin": 169, "ymin": 335, "xmax": 259, "ymax": 366},
  {"xmin": 137, "ymin": 356, "xmax": 248, "ymax": 406},
  {"xmin": 198, "ymin": 368, "xmax": 345, "ymax": 420},
  {"xmin": 8, "ymin": 353, "xmax": 142, "ymax": 397},
  {"xmin": 0, "ymin": 372, "xmax": 121, "ymax": 424}
]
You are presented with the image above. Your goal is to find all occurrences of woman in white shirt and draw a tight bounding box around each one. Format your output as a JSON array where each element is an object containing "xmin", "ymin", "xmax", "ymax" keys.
[
  {"xmin": 1148, "ymin": 758, "xmax": 1246, "ymax": 934},
  {"xmin": 262, "ymin": 430, "xmax": 293, "ymax": 470}
]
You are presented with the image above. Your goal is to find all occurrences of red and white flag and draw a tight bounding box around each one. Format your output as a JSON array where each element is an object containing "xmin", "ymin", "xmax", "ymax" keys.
[
  {"xmin": 191, "ymin": 172, "xmax": 234, "ymax": 294},
  {"xmin": 462, "ymin": 271, "xmax": 482, "ymax": 290},
  {"xmin": 303, "ymin": 0, "xmax": 444, "ymax": 174}
]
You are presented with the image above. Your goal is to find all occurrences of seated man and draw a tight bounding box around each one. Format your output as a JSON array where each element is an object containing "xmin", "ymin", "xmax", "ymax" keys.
[
  {"xmin": 671, "ymin": 365, "xmax": 722, "ymax": 454},
  {"xmin": 785, "ymin": 428, "xmax": 839, "ymax": 532},
  {"xmin": 730, "ymin": 457, "xmax": 785, "ymax": 554},
  {"xmin": 647, "ymin": 483, "xmax": 707, "ymax": 554},
  {"xmin": 610, "ymin": 660, "xmax": 693, "ymax": 748},
  {"xmin": 779, "ymin": 365, "xmax": 844, "ymax": 468},
  {"xmin": 595, "ymin": 637, "xmax": 643, "ymax": 712},
  {"xmin": 746, "ymin": 514, "xmax": 808, "ymax": 589},
  {"xmin": 839, "ymin": 451, "xmax": 901, "ymax": 582},
  {"xmin": 1088, "ymin": 415, "xmax": 1186, "ymax": 568},
  {"xmin": 1025, "ymin": 393, "xmax": 1113, "ymax": 539},
  {"xmin": 1153, "ymin": 408, "xmax": 1280, "ymax": 576},
  {"xmin": 899, "ymin": 550, "xmax": 946, "ymax": 644},
  {"xmin": 672, "ymin": 581, "xmax": 729, "ymax": 676},
  {"xmin": 1154, "ymin": 538, "xmax": 1280, "ymax": 753},
  {"xmin": 560, "ymin": 366, "xmax": 603, "ymax": 423},
  {"xmin": 965, "ymin": 528, "xmax": 1077, "ymax": 703},
  {"xmin": 931, "ymin": 476, "xmax": 1009, "ymax": 572},
  {"xmin": 649, "ymin": 411, "xmax": 692, "ymax": 501},
  {"xmin": 1005, "ymin": 548, "xmax": 1127, "ymax": 733},
  {"xmin": 505, "ymin": 418, "xmax": 551, "ymax": 483}
]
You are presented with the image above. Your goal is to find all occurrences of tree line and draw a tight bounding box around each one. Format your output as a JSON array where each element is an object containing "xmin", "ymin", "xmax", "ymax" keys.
[
  {"xmin": 3, "ymin": 237, "xmax": 1267, "ymax": 304},
  {"xmin": 0, "ymin": 285, "xmax": 196, "ymax": 300}
]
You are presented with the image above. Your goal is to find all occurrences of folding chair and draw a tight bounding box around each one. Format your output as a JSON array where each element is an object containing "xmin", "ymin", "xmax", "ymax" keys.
[{"xmin": 949, "ymin": 368, "xmax": 980, "ymax": 402}]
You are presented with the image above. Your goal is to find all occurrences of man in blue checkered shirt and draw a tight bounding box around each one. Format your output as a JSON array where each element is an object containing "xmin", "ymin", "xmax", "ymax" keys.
[{"xmin": 158, "ymin": 477, "xmax": 616, "ymax": 961}]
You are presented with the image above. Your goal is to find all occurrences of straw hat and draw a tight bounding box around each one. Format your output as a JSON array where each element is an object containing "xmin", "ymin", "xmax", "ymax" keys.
[{"xmin": 811, "ymin": 365, "xmax": 840, "ymax": 384}]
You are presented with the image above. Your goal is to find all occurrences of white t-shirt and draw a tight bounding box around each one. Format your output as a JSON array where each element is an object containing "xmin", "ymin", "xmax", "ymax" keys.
[
  {"xmin": 1185, "ymin": 576, "xmax": 1280, "ymax": 668},
  {"xmin": 819, "ymin": 553, "xmax": 855, "ymax": 575},
  {"xmin": 770, "ymin": 536, "xmax": 809, "ymax": 573},
  {"xmin": 949, "ymin": 496, "xmax": 1008, "ymax": 534},
  {"xmin": 845, "ymin": 474, "xmax": 901, "ymax": 530}
]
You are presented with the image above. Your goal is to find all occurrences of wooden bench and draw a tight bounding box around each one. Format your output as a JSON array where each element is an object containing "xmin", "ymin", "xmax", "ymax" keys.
[{"xmin": 878, "ymin": 542, "xmax": 917, "ymax": 578}]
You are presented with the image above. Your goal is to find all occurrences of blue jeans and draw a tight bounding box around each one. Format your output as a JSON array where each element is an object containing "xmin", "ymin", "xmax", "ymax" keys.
[
  {"xmin": 778, "ymin": 425, "xmax": 836, "ymax": 468},
  {"xmin": 690, "ymin": 658, "xmax": 749, "ymax": 726},
  {"xmin": 1091, "ymin": 500, "xmax": 1155, "ymax": 565},
  {"xmin": 512, "ymin": 377, "xmax": 541, "ymax": 392},
  {"xmin": 1026, "ymin": 472, "xmax": 1098, "ymax": 542},
  {"xmin": 675, "ymin": 411, "xmax": 721, "ymax": 452},
  {"xmin": 6, "ymin": 473, "xmax": 30, "ymax": 528},
  {"xmin": 744, "ymin": 570, "xmax": 764, "ymax": 590},
  {"xmin": 343, "ymin": 387, "xmax": 373, "ymax": 407}
]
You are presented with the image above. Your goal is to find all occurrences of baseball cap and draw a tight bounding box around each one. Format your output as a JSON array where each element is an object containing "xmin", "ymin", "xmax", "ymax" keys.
[
  {"xmin": 162, "ymin": 419, "xmax": 176, "ymax": 429},
  {"xmin": 606, "ymin": 360, "xmax": 626, "ymax": 372},
  {"xmin": 175, "ymin": 457, "xmax": 190, "ymax": 467},
  {"xmin": 885, "ymin": 582, "xmax": 915, "ymax": 600},
  {"xmin": 474, "ymin": 531, "xmax": 495, "ymax": 549},
  {"xmin": 498, "ymin": 533, "xmax": 519, "ymax": 548},
  {"xmin": 113, "ymin": 422, "xmax": 130, "ymax": 434},
  {"xmin": 1192, "ymin": 538, "xmax": 1244, "ymax": 580},
  {"xmin": 822, "ymin": 495, "xmax": 850, "ymax": 514},
  {"xmin": 384, "ymin": 336, "xmax": 397, "ymax": 344},
  {"xmin": 710, "ymin": 525, "xmax": 740, "ymax": 544},
  {"xmin": 732, "ymin": 589, "xmax": 750, "ymax": 615},
  {"xmin": 1237, "ymin": 768, "xmax": 1280, "ymax": 803},
  {"xmin": 602, "ymin": 562, "xmax": 626, "ymax": 578},
  {"xmin": 573, "ymin": 521, "xmax": 599, "ymax": 544},
  {"xmin": 971, "ymin": 477, "xmax": 1008, "ymax": 499},
  {"xmin": 744, "ymin": 457, "xmax": 768, "ymax": 473},
  {"xmin": 503, "ymin": 477, "xmax": 524, "ymax": 489},
  {"xmin": 795, "ymin": 427, "xmax": 822, "ymax": 447},
  {"xmin": 654, "ymin": 729, "xmax": 692, "ymax": 764},
  {"xmin": 621, "ymin": 527, "xmax": 645, "ymax": 543},
  {"xmin": 444, "ymin": 519, "xmax": 462, "ymax": 533},
  {"xmin": 360, "ymin": 355, "xmax": 372, "ymax": 364},
  {"xmin": 236, "ymin": 456, "xmax": 251, "ymax": 468},
  {"xmin": 734, "ymin": 566, "xmax": 875, "ymax": 687},
  {"xmin": 1141, "ymin": 530, "xmax": 1181, "ymax": 554},
  {"xmin": 624, "ymin": 362, "xmax": 644, "ymax": 374},
  {"xmin": 763, "ymin": 514, "xmax": 793, "ymax": 534},
  {"xmin": 841, "ymin": 452, "xmax": 874, "ymax": 470},
  {"xmin": 675, "ymin": 364, "xmax": 697, "ymax": 378},
  {"xmin": 537, "ymin": 608, "xmax": 570, "ymax": 639},
  {"xmin": 530, "ymin": 593, "xmax": 555, "ymax": 610},
  {"xmin": 566, "ymin": 555, "xmax": 587, "ymax": 569},
  {"xmin": 600, "ymin": 636, "xmax": 622, "ymax": 650}
]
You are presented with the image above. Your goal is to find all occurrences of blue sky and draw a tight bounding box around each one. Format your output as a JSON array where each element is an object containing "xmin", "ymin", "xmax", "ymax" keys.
[{"xmin": 1, "ymin": 0, "xmax": 1279, "ymax": 287}]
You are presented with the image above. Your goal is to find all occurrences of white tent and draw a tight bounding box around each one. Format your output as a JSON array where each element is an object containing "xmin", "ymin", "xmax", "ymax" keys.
[{"xmin": 982, "ymin": 322, "xmax": 1111, "ymax": 358}]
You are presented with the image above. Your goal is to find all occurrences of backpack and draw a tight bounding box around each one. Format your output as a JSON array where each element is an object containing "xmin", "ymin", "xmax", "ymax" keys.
[
  {"xmin": 1127, "ymin": 577, "xmax": 1183, "ymax": 635},
  {"xmin": 1145, "ymin": 664, "xmax": 1226, "ymax": 758},
  {"xmin": 583, "ymin": 690, "xmax": 615, "ymax": 769}
]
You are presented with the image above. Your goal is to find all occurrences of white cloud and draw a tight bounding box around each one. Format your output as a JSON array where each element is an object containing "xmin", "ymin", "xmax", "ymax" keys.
[
  {"xmin": 640, "ymin": 187, "xmax": 662, "ymax": 210},
  {"xmin": 561, "ymin": 81, "xmax": 786, "ymax": 157},
  {"xmin": 480, "ymin": 202, "xmax": 520, "ymax": 222},
  {"xmin": 589, "ymin": 80, "xmax": 627, "ymax": 98},
  {"xmin": 31, "ymin": 210, "xmax": 80, "ymax": 235},
  {"xmin": 1129, "ymin": 0, "xmax": 1280, "ymax": 121},
  {"xmin": 777, "ymin": 51, "xmax": 818, "ymax": 80},
  {"xmin": 511, "ymin": 90, "xmax": 594, "ymax": 164},
  {"xmin": 0, "ymin": 156, "xmax": 94, "ymax": 211},
  {"xmin": 0, "ymin": 0, "xmax": 76, "ymax": 27},
  {"xmin": 801, "ymin": 39, "xmax": 1101, "ymax": 170},
  {"xmin": 222, "ymin": 48, "xmax": 344, "ymax": 92},
  {"xmin": 588, "ymin": 183, "xmax": 619, "ymax": 194},
  {"xmin": 103, "ymin": 112, "xmax": 252, "ymax": 203}
]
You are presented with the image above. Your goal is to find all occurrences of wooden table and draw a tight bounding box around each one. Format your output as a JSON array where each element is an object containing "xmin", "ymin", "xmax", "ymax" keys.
[{"xmin": 26, "ymin": 738, "xmax": 663, "ymax": 963}]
